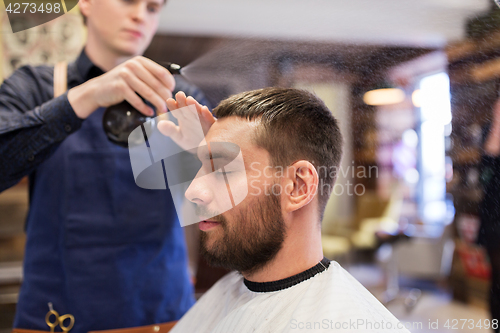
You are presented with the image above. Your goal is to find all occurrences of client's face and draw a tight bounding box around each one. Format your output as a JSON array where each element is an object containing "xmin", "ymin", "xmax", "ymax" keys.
[{"xmin": 185, "ymin": 116, "xmax": 286, "ymax": 274}]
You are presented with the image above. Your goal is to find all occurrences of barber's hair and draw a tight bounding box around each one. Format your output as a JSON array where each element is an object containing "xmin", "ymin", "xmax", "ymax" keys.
[{"xmin": 213, "ymin": 87, "xmax": 343, "ymax": 217}]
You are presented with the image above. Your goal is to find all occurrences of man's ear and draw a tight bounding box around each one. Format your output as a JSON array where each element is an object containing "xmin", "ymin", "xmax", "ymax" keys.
[
  {"xmin": 282, "ymin": 160, "xmax": 318, "ymax": 213},
  {"xmin": 78, "ymin": 0, "xmax": 91, "ymax": 19}
]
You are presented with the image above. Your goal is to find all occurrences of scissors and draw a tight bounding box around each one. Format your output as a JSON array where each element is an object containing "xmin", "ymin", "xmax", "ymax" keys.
[{"xmin": 45, "ymin": 302, "xmax": 75, "ymax": 333}]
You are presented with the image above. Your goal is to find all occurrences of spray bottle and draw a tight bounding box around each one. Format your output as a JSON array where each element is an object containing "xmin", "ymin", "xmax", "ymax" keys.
[{"xmin": 102, "ymin": 62, "xmax": 182, "ymax": 147}]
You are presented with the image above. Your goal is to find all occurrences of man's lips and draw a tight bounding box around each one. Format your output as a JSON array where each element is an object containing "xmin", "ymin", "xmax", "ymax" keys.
[
  {"xmin": 199, "ymin": 220, "xmax": 221, "ymax": 231},
  {"xmin": 123, "ymin": 29, "xmax": 143, "ymax": 38}
]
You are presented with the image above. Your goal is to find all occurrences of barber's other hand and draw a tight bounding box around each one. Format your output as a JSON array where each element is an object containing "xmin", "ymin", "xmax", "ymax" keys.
[
  {"xmin": 157, "ymin": 91, "xmax": 215, "ymax": 151},
  {"xmin": 67, "ymin": 56, "xmax": 175, "ymax": 119}
]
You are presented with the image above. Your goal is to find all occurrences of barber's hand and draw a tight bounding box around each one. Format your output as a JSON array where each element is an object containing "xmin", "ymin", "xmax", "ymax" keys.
[
  {"xmin": 157, "ymin": 91, "xmax": 215, "ymax": 151},
  {"xmin": 67, "ymin": 56, "xmax": 174, "ymax": 119}
]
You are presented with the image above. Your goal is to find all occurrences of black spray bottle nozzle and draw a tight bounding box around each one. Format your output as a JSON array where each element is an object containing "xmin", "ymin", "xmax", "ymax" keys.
[{"xmin": 163, "ymin": 62, "xmax": 182, "ymax": 75}]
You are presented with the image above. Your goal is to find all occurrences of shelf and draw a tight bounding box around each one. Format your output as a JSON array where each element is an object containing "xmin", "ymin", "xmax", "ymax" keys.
[
  {"xmin": 451, "ymin": 149, "xmax": 481, "ymax": 165},
  {"xmin": 446, "ymin": 29, "xmax": 500, "ymax": 63},
  {"xmin": 450, "ymin": 57, "xmax": 500, "ymax": 84}
]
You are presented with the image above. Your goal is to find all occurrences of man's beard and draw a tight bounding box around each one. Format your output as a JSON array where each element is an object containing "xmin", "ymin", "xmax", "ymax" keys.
[{"xmin": 198, "ymin": 192, "xmax": 286, "ymax": 275}]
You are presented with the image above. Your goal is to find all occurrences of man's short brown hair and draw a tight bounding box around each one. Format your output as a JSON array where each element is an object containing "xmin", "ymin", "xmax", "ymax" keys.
[{"xmin": 213, "ymin": 87, "xmax": 343, "ymax": 219}]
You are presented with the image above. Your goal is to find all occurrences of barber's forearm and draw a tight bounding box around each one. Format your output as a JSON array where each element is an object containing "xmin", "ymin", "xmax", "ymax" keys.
[
  {"xmin": 67, "ymin": 80, "xmax": 100, "ymax": 119},
  {"xmin": 0, "ymin": 93, "xmax": 83, "ymax": 191}
]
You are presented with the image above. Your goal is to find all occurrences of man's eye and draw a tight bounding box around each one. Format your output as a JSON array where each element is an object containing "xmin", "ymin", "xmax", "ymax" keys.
[
  {"xmin": 216, "ymin": 170, "xmax": 232, "ymax": 176},
  {"xmin": 148, "ymin": 5, "xmax": 160, "ymax": 13}
]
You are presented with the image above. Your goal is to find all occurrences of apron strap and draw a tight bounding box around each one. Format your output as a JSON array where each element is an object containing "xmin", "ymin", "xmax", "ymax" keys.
[
  {"xmin": 12, "ymin": 321, "xmax": 178, "ymax": 333},
  {"xmin": 88, "ymin": 322, "xmax": 178, "ymax": 333},
  {"xmin": 54, "ymin": 62, "xmax": 68, "ymax": 98}
]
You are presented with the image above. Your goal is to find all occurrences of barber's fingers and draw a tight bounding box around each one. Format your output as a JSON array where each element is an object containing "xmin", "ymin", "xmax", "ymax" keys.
[
  {"xmin": 200, "ymin": 105, "xmax": 216, "ymax": 136},
  {"xmin": 136, "ymin": 57, "xmax": 176, "ymax": 92},
  {"xmin": 169, "ymin": 92, "xmax": 203, "ymax": 112},
  {"xmin": 169, "ymin": 92, "xmax": 195, "ymax": 123},
  {"xmin": 167, "ymin": 92, "xmax": 215, "ymax": 136},
  {"xmin": 175, "ymin": 91, "xmax": 188, "ymax": 109},
  {"xmin": 166, "ymin": 97, "xmax": 198, "ymax": 129},
  {"xmin": 157, "ymin": 119, "xmax": 181, "ymax": 140},
  {"xmin": 179, "ymin": 96, "xmax": 204, "ymax": 125},
  {"xmin": 123, "ymin": 71, "xmax": 167, "ymax": 114},
  {"xmin": 185, "ymin": 96, "xmax": 215, "ymax": 135},
  {"xmin": 127, "ymin": 60, "xmax": 173, "ymax": 107},
  {"xmin": 166, "ymin": 98, "xmax": 180, "ymax": 117},
  {"xmin": 121, "ymin": 84, "xmax": 154, "ymax": 116},
  {"xmin": 185, "ymin": 96, "xmax": 203, "ymax": 109}
]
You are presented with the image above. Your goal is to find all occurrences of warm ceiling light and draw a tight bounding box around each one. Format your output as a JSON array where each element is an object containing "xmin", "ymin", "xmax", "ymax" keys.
[
  {"xmin": 412, "ymin": 89, "xmax": 421, "ymax": 108},
  {"xmin": 363, "ymin": 88, "xmax": 405, "ymax": 106}
]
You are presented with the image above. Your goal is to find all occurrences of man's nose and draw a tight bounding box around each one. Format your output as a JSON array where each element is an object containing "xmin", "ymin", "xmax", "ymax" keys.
[
  {"xmin": 185, "ymin": 173, "xmax": 212, "ymax": 205},
  {"xmin": 131, "ymin": 2, "xmax": 147, "ymax": 22}
]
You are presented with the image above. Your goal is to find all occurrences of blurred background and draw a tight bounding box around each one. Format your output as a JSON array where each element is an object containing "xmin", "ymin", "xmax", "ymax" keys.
[{"xmin": 0, "ymin": 0, "xmax": 498, "ymax": 332}]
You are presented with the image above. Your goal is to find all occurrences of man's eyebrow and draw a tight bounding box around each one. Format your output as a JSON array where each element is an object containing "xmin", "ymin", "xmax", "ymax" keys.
[
  {"xmin": 148, "ymin": 0, "xmax": 164, "ymax": 7},
  {"xmin": 196, "ymin": 143, "xmax": 241, "ymax": 164},
  {"xmin": 199, "ymin": 152, "xmax": 232, "ymax": 161}
]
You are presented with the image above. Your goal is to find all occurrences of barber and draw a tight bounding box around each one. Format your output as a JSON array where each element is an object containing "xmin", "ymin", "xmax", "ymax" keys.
[{"xmin": 0, "ymin": 0, "xmax": 211, "ymax": 332}]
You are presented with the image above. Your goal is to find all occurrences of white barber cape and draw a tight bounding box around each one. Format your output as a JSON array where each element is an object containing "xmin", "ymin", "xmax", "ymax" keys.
[{"xmin": 171, "ymin": 259, "xmax": 410, "ymax": 333}]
